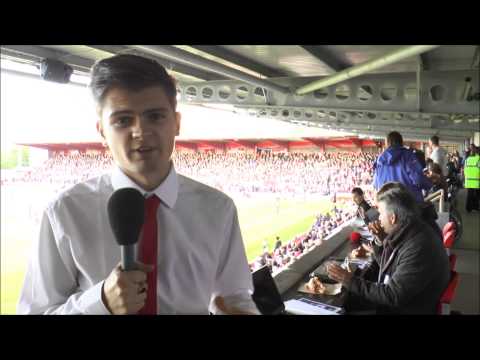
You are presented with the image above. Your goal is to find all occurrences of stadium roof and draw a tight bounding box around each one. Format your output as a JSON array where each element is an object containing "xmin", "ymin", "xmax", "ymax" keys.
[
  {"xmin": 2, "ymin": 45, "xmax": 478, "ymax": 144},
  {"xmin": 17, "ymin": 137, "xmax": 381, "ymax": 152}
]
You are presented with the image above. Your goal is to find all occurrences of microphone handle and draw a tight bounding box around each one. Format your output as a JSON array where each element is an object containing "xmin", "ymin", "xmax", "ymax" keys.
[{"xmin": 121, "ymin": 245, "xmax": 136, "ymax": 271}]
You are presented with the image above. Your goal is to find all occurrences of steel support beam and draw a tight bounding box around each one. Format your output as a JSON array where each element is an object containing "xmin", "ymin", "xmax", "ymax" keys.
[
  {"xmin": 300, "ymin": 45, "xmax": 351, "ymax": 73},
  {"xmin": 86, "ymin": 45, "xmax": 228, "ymax": 81},
  {"xmin": 189, "ymin": 45, "xmax": 288, "ymax": 78},
  {"xmin": 1, "ymin": 45, "xmax": 94, "ymax": 72},
  {"xmin": 177, "ymin": 70, "xmax": 479, "ymax": 115},
  {"xmin": 128, "ymin": 45, "xmax": 291, "ymax": 95},
  {"xmin": 296, "ymin": 45, "xmax": 440, "ymax": 95}
]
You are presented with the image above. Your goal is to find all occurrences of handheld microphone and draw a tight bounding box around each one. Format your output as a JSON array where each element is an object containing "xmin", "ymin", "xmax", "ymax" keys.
[{"xmin": 107, "ymin": 188, "xmax": 145, "ymax": 271}]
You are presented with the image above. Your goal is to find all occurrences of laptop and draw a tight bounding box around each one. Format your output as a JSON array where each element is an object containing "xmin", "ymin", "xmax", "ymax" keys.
[
  {"xmin": 251, "ymin": 266, "xmax": 286, "ymax": 315},
  {"xmin": 252, "ymin": 265, "xmax": 347, "ymax": 315}
]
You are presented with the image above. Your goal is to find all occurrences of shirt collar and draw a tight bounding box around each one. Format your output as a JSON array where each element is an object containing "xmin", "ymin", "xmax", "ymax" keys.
[{"xmin": 110, "ymin": 164, "xmax": 178, "ymax": 209}]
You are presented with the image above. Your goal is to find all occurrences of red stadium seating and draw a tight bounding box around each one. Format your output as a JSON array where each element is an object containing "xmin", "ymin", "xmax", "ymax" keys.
[
  {"xmin": 442, "ymin": 221, "xmax": 456, "ymax": 237},
  {"xmin": 443, "ymin": 230, "xmax": 456, "ymax": 256},
  {"xmin": 448, "ymin": 254, "xmax": 457, "ymax": 271},
  {"xmin": 437, "ymin": 271, "xmax": 459, "ymax": 315}
]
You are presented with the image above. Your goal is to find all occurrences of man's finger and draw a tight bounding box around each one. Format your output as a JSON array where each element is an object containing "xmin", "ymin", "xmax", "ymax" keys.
[
  {"xmin": 134, "ymin": 261, "xmax": 155, "ymax": 273},
  {"xmin": 125, "ymin": 270, "xmax": 148, "ymax": 284}
]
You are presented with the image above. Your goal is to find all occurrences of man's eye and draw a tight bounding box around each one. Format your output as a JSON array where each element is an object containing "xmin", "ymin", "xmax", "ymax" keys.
[
  {"xmin": 147, "ymin": 113, "xmax": 165, "ymax": 122},
  {"xmin": 114, "ymin": 117, "xmax": 132, "ymax": 127}
]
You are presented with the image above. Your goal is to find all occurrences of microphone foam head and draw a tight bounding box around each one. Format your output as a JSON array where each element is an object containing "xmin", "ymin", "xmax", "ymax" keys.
[
  {"xmin": 350, "ymin": 231, "xmax": 361, "ymax": 243},
  {"xmin": 107, "ymin": 188, "xmax": 145, "ymax": 246}
]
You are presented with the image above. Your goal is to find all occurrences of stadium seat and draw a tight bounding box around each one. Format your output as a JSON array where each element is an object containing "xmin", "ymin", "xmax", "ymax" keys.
[
  {"xmin": 448, "ymin": 254, "xmax": 457, "ymax": 271},
  {"xmin": 442, "ymin": 221, "xmax": 456, "ymax": 237},
  {"xmin": 437, "ymin": 271, "xmax": 459, "ymax": 315},
  {"xmin": 443, "ymin": 230, "xmax": 456, "ymax": 255}
]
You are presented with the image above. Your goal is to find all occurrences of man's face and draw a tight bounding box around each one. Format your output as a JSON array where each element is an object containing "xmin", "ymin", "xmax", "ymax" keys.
[
  {"xmin": 97, "ymin": 86, "xmax": 181, "ymax": 188},
  {"xmin": 377, "ymin": 201, "xmax": 396, "ymax": 234},
  {"xmin": 352, "ymin": 192, "xmax": 363, "ymax": 206}
]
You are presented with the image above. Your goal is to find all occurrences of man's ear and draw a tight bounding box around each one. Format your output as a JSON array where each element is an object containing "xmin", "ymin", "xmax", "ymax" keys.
[
  {"xmin": 389, "ymin": 213, "xmax": 397, "ymax": 225},
  {"xmin": 175, "ymin": 111, "xmax": 181, "ymax": 136},
  {"xmin": 96, "ymin": 120, "xmax": 107, "ymax": 146},
  {"xmin": 96, "ymin": 120, "xmax": 104, "ymax": 138}
]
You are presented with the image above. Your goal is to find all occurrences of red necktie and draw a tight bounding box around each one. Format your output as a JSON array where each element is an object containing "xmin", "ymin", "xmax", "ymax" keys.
[{"xmin": 138, "ymin": 194, "xmax": 160, "ymax": 315}]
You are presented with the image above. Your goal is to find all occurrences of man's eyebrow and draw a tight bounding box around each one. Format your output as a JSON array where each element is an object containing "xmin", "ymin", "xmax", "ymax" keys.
[
  {"xmin": 143, "ymin": 108, "xmax": 169, "ymax": 114},
  {"xmin": 109, "ymin": 108, "xmax": 168, "ymax": 118},
  {"xmin": 109, "ymin": 110, "xmax": 133, "ymax": 118}
]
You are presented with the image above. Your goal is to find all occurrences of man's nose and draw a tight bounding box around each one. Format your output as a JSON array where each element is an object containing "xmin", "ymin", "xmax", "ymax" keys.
[{"xmin": 131, "ymin": 117, "xmax": 152, "ymax": 138}]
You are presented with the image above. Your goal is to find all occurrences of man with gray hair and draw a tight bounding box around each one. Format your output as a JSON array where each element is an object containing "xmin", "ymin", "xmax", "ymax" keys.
[{"xmin": 328, "ymin": 182, "xmax": 450, "ymax": 314}]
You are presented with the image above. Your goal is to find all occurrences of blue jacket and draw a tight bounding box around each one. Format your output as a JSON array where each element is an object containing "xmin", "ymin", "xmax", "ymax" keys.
[{"xmin": 373, "ymin": 146, "xmax": 432, "ymax": 203}]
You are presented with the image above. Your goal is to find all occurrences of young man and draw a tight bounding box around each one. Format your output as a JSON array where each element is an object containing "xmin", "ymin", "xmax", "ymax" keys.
[
  {"xmin": 351, "ymin": 187, "xmax": 372, "ymax": 225},
  {"xmin": 18, "ymin": 54, "xmax": 259, "ymax": 315},
  {"xmin": 373, "ymin": 131, "xmax": 432, "ymax": 203},
  {"xmin": 327, "ymin": 182, "xmax": 450, "ymax": 314},
  {"xmin": 428, "ymin": 135, "xmax": 448, "ymax": 176}
]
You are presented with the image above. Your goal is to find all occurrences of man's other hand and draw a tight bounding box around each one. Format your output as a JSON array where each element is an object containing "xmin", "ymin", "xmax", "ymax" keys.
[
  {"xmin": 368, "ymin": 220, "xmax": 387, "ymax": 242},
  {"xmin": 327, "ymin": 263, "xmax": 353, "ymax": 287},
  {"xmin": 213, "ymin": 296, "xmax": 256, "ymax": 315}
]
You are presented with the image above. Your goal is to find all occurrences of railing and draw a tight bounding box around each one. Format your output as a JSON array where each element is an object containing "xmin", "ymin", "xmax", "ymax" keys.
[{"xmin": 424, "ymin": 189, "xmax": 445, "ymax": 213}]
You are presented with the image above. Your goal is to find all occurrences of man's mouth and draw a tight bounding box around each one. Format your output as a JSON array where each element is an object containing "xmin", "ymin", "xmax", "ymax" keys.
[{"xmin": 134, "ymin": 146, "xmax": 154, "ymax": 153}]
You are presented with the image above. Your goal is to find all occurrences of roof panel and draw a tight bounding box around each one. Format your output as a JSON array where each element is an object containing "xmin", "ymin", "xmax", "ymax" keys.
[{"xmin": 221, "ymin": 45, "xmax": 335, "ymax": 77}]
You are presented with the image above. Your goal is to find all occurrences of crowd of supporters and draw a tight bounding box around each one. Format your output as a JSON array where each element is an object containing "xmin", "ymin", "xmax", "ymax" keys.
[
  {"xmin": 249, "ymin": 203, "xmax": 360, "ymax": 274},
  {"xmin": 174, "ymin": 150, "xmax": 376, "ymax": 197},
  {"xmin": 3, "ymin": 150, "xmax": 377, "ymax": 198},
  {"xmin": 2, "ymin": 148, "xmax": 379, "ymax": 274},
  {"xmin": 1, "ymin": 152, "xmax": 113, "ymax": 189}
]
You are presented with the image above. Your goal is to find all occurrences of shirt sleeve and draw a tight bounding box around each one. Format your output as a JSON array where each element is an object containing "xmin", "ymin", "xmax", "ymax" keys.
[
  {"xmin": 209, "ymin": 200, "xmax": 259, "ymax": 315},
  {"xmin": 430, "ymin": 149, "xmax": 440, "ymax": 165},
  {"xmin": 17, "ymin": 209, "xmax": 111, "ymax": 315}
]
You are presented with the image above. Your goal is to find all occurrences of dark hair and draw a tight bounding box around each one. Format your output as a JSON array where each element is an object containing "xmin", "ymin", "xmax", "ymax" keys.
[
  {"xmin": 376, "ymin": 182, "xmax": 419, "ymax": 225},
  {"xmin": 430, "ymin": 135, "xmax": 440, "ymax": 146},
  {"xmin": 386, "ymin": 131, "xmax": 403, "ymax": 147},
  {"xmin": 89, "ymin": 54, "xmax": 177, "ymax": 110},
  {"xmin": 351, "ymin": 187, "xmax": 364, "ymax": 196},
  {"xmin": 413, "ymin": 149, "xmax": 426, "ymax": 169},
  {"xmin": 428, "ymin": 162, "xmax": 443, "ymax": 176}
]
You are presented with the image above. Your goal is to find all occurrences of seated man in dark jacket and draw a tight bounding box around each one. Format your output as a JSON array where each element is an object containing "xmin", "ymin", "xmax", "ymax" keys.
[{"xmin": 328, "ymin": 182, "xmax": 450, "ymax": 314}]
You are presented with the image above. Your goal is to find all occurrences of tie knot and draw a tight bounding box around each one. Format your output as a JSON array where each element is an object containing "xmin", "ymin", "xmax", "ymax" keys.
[{"xmin": 145, "ymin": 194, "xmax": 161, "ymax": 214}]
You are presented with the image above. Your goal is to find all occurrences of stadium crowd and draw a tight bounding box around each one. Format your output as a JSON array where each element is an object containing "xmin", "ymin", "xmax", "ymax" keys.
[
  {"xmin": 248, "ymin": 202, "xmax": 361, "ymax": 274},
  {"xmin": 11, "ymin": 143, "xmax": 470, "ymax": 277},
  {"xmin": 2, "ymin": 149, "xmax": 379, "ymax": 274},
  {"xmin": 4, "ymin": 150, "xmax": 377, "ymax": 198},
  {"xmin": 174, "ymin": 150, "xmax": 376, "ymax": 197}
]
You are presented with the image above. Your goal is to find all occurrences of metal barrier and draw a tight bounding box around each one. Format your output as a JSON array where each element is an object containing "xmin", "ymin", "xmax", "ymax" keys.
[{"xmin": 424, "ymin": 189, "xmax": 445, "ymax": 213}]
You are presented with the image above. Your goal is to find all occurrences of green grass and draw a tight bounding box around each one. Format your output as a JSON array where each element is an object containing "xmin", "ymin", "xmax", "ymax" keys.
[
  {"xmin": 1, "ymin": 186, "xmax": 334, "ymax": 314},
  {"xmin": 1, "ymin": 185, "xmax": 38, "ymax": 315},
  {"xmin": 235, "ymin": 197, "xmax": 334, "ymax": 262},
  {"xmin": 1, "ymin": 217, "xmax": 33, "ymax": 315}
]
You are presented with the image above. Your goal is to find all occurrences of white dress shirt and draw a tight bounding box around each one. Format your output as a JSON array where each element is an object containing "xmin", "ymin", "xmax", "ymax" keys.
[
  {"xmin": 18, "ymin": 164, "xmax": 259, "ymax": 315},
  {"xmin": 430, "ymin": 146, "xmax": 448, "ymax": 176}
]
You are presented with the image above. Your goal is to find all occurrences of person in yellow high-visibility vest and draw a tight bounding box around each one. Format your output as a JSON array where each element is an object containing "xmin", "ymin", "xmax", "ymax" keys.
[{"xmin": 464, "ymin": 144, "xmax": 480, "ymax": 212}]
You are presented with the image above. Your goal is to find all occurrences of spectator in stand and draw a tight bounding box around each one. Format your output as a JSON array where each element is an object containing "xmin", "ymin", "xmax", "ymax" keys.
[
  {"xmin": 464, "ymin": 144, "xmax": 480, "ymax": 212},
  {"xmin": 351, "ymin": 187, "xmax": 372, "ymax": 225},
  {"xmin": 274, "ymin": 236, "xmax": 282, "ymax": 250},
  {"xmin": 426, "ymin": 162, "xmax": 448, "ymax": 201},
  {"xmin": 373, "ymin": 131, "xmax": 432, "ymax": 203},
  {"xmin": 428, "ymin": 135, "xmax": 448, "ymax": 176}
]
